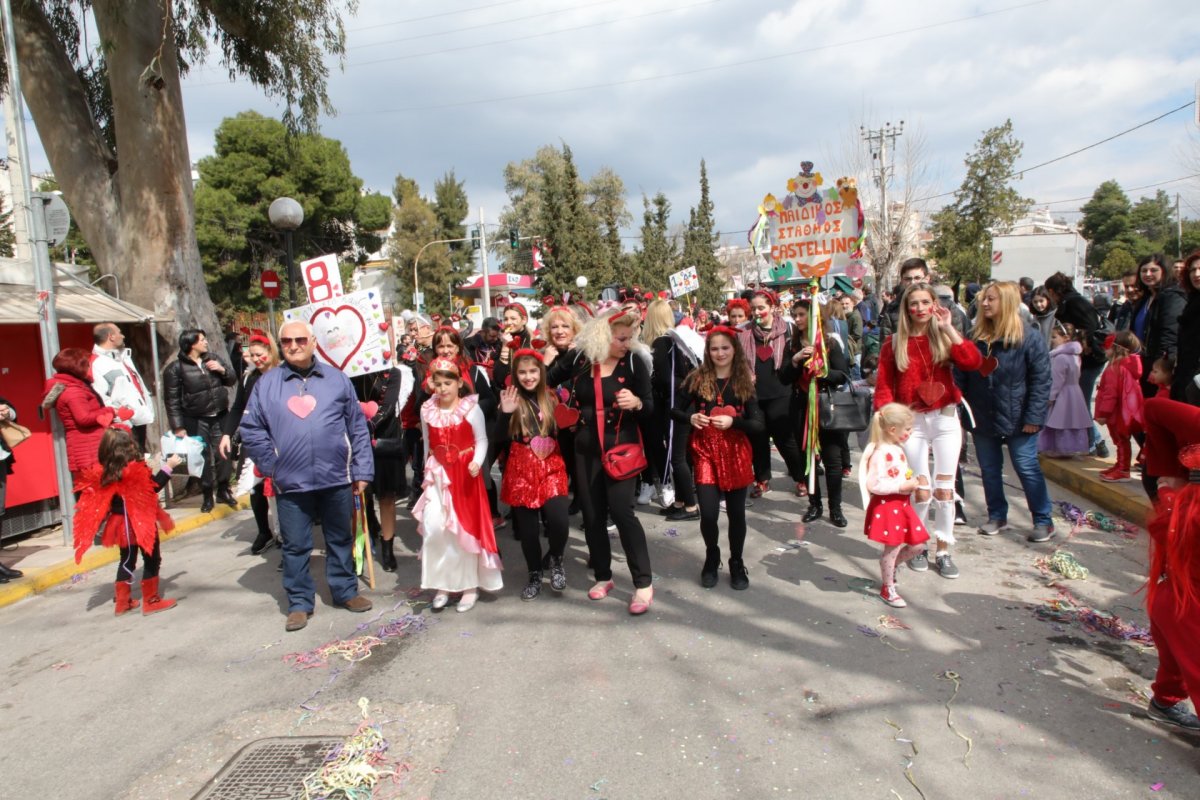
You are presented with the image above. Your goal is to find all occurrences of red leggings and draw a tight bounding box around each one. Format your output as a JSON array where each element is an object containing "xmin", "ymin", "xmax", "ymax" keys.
[{"xmin": 1150, "ymin": 582, "xmax": 1200, "ymax": 707}]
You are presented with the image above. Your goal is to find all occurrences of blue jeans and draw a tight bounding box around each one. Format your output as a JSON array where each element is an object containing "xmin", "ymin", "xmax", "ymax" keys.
[
  {"xmin": 1079, "ymin": 361, "xmax": 1104, "ymax": 449},
  {"xmin": 973, "ymin": 431, "xmax": 1053, "ymax": 527},
  {"xmin": 276, "ymin": 485, "xmax": 358, "ymax": 612}
]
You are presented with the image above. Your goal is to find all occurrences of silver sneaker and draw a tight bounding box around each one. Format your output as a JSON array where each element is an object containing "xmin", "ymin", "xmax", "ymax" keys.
[
  {"xmin": 907, "ymin": 552, "xmax": 929, "ymax": 572},
  {"xmin": 977, "ymin": 519, "xmax": 1009, "ymax": 536},
  {"xmin": 935, "ymin": 554, "xmax": 960, "ymax": 579},
  {"xmin": 1028, "ymin": 524, "xmax": 1055, "ymax": 543}
]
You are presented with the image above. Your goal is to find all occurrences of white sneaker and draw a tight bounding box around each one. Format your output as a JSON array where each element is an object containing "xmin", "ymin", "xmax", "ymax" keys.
[{"xmin": 636, "ymin": 483, "xmax": 655, "ymax": 506}]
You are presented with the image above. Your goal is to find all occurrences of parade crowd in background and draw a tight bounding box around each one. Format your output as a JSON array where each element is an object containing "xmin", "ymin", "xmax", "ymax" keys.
[{"xmin": 3, "ymin": 251, "xmax": 1200, "ymax": 732}]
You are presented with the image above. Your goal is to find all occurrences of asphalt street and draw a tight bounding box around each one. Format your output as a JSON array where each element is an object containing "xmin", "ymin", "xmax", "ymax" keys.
[{"xmin": 1, "ymin": 460, "xmax": 1196, "ymax": 799}]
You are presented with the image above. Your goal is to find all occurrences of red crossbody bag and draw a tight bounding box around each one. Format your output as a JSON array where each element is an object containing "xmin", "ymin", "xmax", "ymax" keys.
[{"xmin": 593, "ymin": 363, "xmax": 647, "ymax": 481}]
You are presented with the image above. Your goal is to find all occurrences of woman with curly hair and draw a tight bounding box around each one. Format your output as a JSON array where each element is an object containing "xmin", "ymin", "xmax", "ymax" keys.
[
  {"xmin": 547, "ymin": 308, "xmax": 656, "ymax": 614},
  {"xmin": 675, "ymin": 327, "xmax": 762, "ymax": 588}
]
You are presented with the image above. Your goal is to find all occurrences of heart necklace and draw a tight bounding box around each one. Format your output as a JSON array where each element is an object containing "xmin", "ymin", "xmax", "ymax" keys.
[
  {"xmin": 913, "ymin": 337, "xmax": 946, "ymax": 407},
  {"xmin": 288, "ymin": 376, "xmax": 317, "ymax": 418}
]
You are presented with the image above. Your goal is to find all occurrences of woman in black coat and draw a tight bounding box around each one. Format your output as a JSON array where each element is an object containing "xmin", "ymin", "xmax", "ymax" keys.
[
  {"xmin": 1170, "ymin": 250, "xmax": 1200, "ymax": 406},
  {"xmin": 1131, "ymin": 254, "xmax": 1186, "ymax": 397}
]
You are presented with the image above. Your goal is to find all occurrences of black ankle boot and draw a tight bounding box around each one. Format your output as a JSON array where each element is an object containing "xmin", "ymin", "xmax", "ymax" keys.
[
  {"xmin": 829, "ymin": 506, "xmax": 848, "ymax": 528},
  {"xmin": 729, "ymin": 558, "xmax": 749, "ymax": 590},
  {"xmin": 549, "ymin": 555, "xmax": 566, "ymax": 591},
  {"xmin": 250, "ymin": 529, "xmax": 275, "ymax": 555},
  {"xmin": 217, "ymin": 486, "xmax": 238, "ymax": 508},
  {"xmin": 802, "ymin": 500, "xmax": 823, "ymax": 523},
  {"xmin": 521, "ymin": 570, "xmax": 542, "ymax": 600},
  {"xmin": 380, "ymin": 538, "xmax": 397, "ymax": 572},
  {"xmin": 200, "ymin": 490, "xmax": 215, "ymax": 513},
  {"xmin": 700, "ymin": 547, "xmax": 720, "ymax": 588}
]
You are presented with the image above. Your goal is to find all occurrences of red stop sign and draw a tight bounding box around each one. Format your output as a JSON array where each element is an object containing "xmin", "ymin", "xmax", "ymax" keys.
[{"xmin": 260, "ymin": 269, "xmax": 281, "ymax": 300}]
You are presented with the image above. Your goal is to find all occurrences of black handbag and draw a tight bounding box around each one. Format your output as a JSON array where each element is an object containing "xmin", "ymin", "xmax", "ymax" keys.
[{"xmin": 817, "ymin": 384, "xmax": 872, "ymax": 432}]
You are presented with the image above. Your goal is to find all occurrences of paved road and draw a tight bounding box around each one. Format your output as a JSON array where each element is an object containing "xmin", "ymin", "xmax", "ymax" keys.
[{"xmin": 1, "ymin": 462, "xmax": 1195, "ymax": 799}]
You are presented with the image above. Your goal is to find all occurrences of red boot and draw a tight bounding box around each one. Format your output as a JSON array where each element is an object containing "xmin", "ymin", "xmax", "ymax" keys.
[
  {"xmin": 141, "ymin": 577, "xmax": 177, "ymax": 614},
  {"xmin": 114, "ymin": 581, "xmax": 140, "ymax": 616}
]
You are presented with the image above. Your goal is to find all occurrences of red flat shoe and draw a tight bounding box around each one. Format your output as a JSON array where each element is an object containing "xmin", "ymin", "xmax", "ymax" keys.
[
  {"xmin": 629, "ymin": 587, "xmax": 654, "ymax": 615},
  {"xmin": 588, "ymin": 580, "xmax": 615, "ymax": 601}
]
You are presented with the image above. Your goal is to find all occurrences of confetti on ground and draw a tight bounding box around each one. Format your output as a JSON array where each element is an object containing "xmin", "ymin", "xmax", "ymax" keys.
[
  {"xmin": 301, "ymin": 698, "xmax": 400, "ymax": 800},
  {"xmin": 69, "ymin": 572, "xmax": 92, "ymax": 586},
  {"xmin": 774, "ymin": 540, "xmax": 808, "ymax": 553},
  {"xmin": 884, "ymin": 719, "xmax": 924, "ymax": 799},
  {"xmin": 848, "ymin": 577, "xmax": 879, "ymax": 597},
  {"xmin": 857, "ymin": 624, "xmax": 909, "ymax": 651},
  {"xmin": 1053, "ymin": 500, "xmax": 1139, "ymax": 539},
  {"xmin": 590, "ymin": 778, "xmax": 608, "ymax": 792},
  {"xmin": 50, "ymin": 661, "xmax": 71, "ymax": 671},
  {"xmin": 878, "ymin": 615, "xmax": 911, "ymax": 630},
  {"xmin": 662, "ymin": 527, "xmax": 679, "ymax": 538},
  {"xmin": 936, "ymin": 671, "xmax": 974, "ymax": 768},
  {"xmin": 1033, "ymin": 590, "xmax": 1153, "ymax": 645},
  {"xmin": 1036, "ymin": 550, "xmax": 1090, "ymax": 581},
  {"xmin": 284, "ymin": 614, "xmax": 429, "ymax": 671},
  {"xmin": 1151, "ymin": 782, "xmax": 1164, "ymax": 791},
  {"xmin": 225, "ymin": 639, "xmax": 283, "ymax": 671}
]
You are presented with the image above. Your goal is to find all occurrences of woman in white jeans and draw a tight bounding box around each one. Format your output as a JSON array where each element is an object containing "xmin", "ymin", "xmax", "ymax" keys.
[{"xmin": 874, "ymin": 284, "xmax": 982, "ymax": 578}]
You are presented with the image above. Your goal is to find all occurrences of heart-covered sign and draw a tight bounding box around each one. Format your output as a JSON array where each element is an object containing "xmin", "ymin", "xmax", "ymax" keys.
[
  {"xmin": 311, "ymin": 305, "xmax": 367, "ymax": 371},
  {"xmin": 288, "ymin": 395, "xmax": 317, "ymax": 419},
  {"xmin": 529, "ymin": 435, "xmax": 557, "ymax": 460},
  {"xmin": 553, "ymin": 404, "xmax": 580, "ymax": 429},
  {"xmin": 977, "ymin": 356, "xmax": 999, "ymax": 377},
  {"xmin": 359, "ymin": 401, "xmax": 379, "ymax": 419},
  {"xmin": 916, "ymin": 381, "xmax": 946, "ymax": 407}
]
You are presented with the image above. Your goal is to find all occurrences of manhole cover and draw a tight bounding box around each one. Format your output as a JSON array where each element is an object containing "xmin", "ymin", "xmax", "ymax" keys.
[{"xmin": 192, "ymin": 736, "xmax": 343, "ymax": 800}]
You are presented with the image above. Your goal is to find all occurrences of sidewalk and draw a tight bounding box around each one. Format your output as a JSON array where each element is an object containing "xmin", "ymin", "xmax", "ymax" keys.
[
  {"xmin": 1039, "ymin": 452, "xmax": 1152, "ymax": 526},
  {"xmin": 0, "ymin": 495, "xmax": 249, "ymax": 610}
]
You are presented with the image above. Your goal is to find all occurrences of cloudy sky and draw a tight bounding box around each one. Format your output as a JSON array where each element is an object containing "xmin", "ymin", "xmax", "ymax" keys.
[{"xmin": 11, "ymin": 0, "xmax": 1200, "ymax": 250}]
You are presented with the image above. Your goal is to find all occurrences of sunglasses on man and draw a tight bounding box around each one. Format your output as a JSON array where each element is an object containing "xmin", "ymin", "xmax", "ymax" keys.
[{"xmin": 279, "ymin": 337, "xmax": 309, "ymax": 347}]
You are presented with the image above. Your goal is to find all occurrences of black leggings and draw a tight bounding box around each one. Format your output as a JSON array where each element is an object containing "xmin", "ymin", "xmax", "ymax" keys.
[
  {"xmin": 753, "ymin": 395, "xmax": 805, "ymax": 483},
  {"xmin": 116, "ymin": 537, "xmax": 161, "ymax": 582},
  {"xmin": 576, "ymin": 444, "xmax": 653, "ymax": 588},
  {"xmin": 696, "ymin": 484, "xmax": 748, "ymax": 560},
  {"xmin": 513, "ymin": 496, "xmax": 570, "ymax": 572}
]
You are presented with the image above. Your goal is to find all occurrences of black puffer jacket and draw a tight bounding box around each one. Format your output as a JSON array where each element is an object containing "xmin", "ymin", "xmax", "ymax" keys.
[
  {"xmin": 163, "ymin": 353, "xmax": 235, "ymax": 429},
  {"xmin": 1135, "ymin": 285, "xmax": 1186, "ymax": 390},
  {"xmin": 1171, "ymin": 292, "xmax": 1200, "ymax": 404}
]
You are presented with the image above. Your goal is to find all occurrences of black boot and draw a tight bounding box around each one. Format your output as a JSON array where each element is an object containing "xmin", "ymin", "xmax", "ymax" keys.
[
  {"xmin": 729, "ymin": 558, "xmax": 749, "ymax": 590},
  {"xmin": 700, "ymin": 547, "xmax": 720, "ymax": 588},
  {"xmin": 217, "ymin": 486, "xmax": 238, "ymax": 509},
  {"xmin": 549, "ymin": 555, "xmax": 567, "ymax": 591},
  {"xmin": 201, "ymin": 490, "xmax": 215, "ymax": 514},
  {"xmin": 0, "ymin": 562, "xmax": 24, "ymax": 579},
  {"xmin": 802, "ymin": 500, "xmax": 823, "ymax": 523},
  {"xmin": 250, "ymin": 528, "xmax": 275, "ymax": 555},
  {"xmin": 521, "ymin": 570, "xmax": 542, "ymax": 600},
  {"xmin": 380, "ymin": 538, "xmax": 397, "ymax": 572}
]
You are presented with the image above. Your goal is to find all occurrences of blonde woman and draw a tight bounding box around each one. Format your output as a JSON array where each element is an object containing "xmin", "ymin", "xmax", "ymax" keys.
[
  {"xmin": 874, "ymin": 282, "xmax": 982, "ymax": 578},
  {"xmin": 643, "ymin": 299, "xmax": 699, "ymax": 516},
  {"xmin": 958, "ymin": 282, "xmax": 1053, "ymax": 542},
  {"xmin": 546, "ymin": 309, "xmax": 656, "ymax": 614}
]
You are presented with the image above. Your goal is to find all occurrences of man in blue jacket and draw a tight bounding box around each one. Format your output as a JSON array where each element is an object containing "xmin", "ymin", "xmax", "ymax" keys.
[{"xmin": 240, "ymin": 321, "xmax": 375, "ymax": 631}]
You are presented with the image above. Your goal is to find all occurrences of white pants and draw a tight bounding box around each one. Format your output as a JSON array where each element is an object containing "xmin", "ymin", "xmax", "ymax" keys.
[{"xmin": 903, "ymin": 407, "xmax": 962, "ymax": 545}]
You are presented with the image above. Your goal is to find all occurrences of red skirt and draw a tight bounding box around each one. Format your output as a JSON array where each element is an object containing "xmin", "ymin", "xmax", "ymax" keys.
[
  {"xmin": 690, "ymin": 425, "xmax": 754, "ymax": 492},
  {"xmin": 501, "ymin": 440, "xmax": 569, "ymax": 509},
  {"xmin": 865, "ymin": 494, "xmax": 929, "ymax": 546}
]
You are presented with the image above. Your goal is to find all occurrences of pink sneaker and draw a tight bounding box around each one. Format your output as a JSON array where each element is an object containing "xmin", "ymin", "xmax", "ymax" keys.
[{"xmin": 880, "ymin": 584, "xmax": 907, "ymax": 608}]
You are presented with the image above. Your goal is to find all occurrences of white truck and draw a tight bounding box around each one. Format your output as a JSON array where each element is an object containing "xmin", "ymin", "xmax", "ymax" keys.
[{"xmin": 989, "ymin": 231, "xmax": 1088, "ymax": 287}]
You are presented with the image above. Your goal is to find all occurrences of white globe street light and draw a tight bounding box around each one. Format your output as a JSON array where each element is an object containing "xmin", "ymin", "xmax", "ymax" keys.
[{"xmin": 268, "ymin": 197, "xmax": 304, "ymax": 305}]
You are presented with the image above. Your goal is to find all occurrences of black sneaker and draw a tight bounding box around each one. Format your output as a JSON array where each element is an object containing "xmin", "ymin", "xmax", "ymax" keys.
[
  {"xmin": 729, "ymin": 558, "xmax": 749, "ymax": 590},
  {"xmin": 935, "ymin": 553, "xmax": 960, "ymax": 579},
  {"xmin": 1094, "ymin": 440, "xmax": 1110, "ymax": 459},
  {"xmin": 1147, "ymin": 699, "xmax": 1200, "ymax": 731},
  {"xmin": 521, "ymin": 571, "xmax": 542, "ymax": 601},
  {"xmin": 700, "ymin": 549, "xmax": 720, "ymax": 588},
  {"xmin": 549, "ymin": 556, "xmax": 567, "ymax": 592}
]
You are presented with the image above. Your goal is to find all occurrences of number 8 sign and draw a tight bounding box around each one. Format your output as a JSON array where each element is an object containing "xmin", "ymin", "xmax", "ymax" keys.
[{"xmin": 301, "ymin": 254, "xmax": 344, "ymax": 304}]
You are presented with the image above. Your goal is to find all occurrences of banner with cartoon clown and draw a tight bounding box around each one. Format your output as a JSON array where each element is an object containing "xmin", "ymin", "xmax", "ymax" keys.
[{"xmin": 750, "ymin": 161, "xmax": 867, "ymax": 283}]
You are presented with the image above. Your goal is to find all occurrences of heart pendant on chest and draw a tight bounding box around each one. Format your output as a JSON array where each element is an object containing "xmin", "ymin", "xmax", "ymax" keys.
[
  {"xmin": 916, "ymin": 381, "xmax": 946, "ymax": 406},
  {"xmin": 529, "ymin": 435, "xmax": 557, "ymax": 460},
  {"xmin": 756, "ymin": 344, "xmax": 774, "ymax": 361},
  {"xmin": 977, "ymin": 356, "xmax": 999, "ymax": 378},
  {"xmin": 287, "ymin": 395, "xmax": 317, "ymax": 419}
]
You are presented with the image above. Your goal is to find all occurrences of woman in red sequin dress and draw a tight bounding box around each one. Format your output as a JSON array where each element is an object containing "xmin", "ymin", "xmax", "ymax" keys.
[
  {"xmin": 412, "ymin": 359, "xmax": 502, "ymax": 612},
  {"xmin": 674, "ymin": 327, "xmax": 763, "ymax": 589},
  {"xmin": 494, "ymin": 349, "xmax": 570, "ymax": 601}
]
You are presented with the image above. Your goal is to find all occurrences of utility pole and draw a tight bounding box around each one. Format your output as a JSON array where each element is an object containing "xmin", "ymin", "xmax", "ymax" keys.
[
  {"xmin": 1177, "ymin": 193, "xmax": 1183, "ymax": 260},
  {"xmin": 478, "ymin": 207, "xmax": 492, "ymax": 319},
  {"xmin": 860, "ymin": 121, "xmax": 904, "ymax": 284}
]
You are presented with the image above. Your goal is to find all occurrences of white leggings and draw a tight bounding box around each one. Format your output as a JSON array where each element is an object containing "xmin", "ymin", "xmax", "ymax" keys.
[{"xmin": 903, "ymin": 407, "xmax": 962, "ymax": 546}]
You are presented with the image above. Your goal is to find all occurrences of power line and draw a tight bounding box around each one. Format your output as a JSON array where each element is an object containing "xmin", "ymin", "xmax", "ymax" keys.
[
  {"xmin": 341, "ymin": 0, "xmax": 1048, "ymax": 116},
  {"xmin": 911, "ymin": 100, "xmax": 1197, "ymax": 206},
  {"xmin": 1031, "ymin": 173, "xmax": 1200, "ymax": 207}
]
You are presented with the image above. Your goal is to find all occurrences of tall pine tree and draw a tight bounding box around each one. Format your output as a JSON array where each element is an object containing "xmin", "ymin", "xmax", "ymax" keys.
[
  {"xmin": 388, "ymin": 174, "xmax": 453, "ymax": 314},
  {"xmin": 680, "ymin": 160, "xmax": 724, "ymax": 307},
  {"xmin": 633, "ymin": 192, "xmax": 678, "ymax": 291},
  {"xmin": 536, "ymin": 145, "xmax": 611, "ymax": 300},
  {"xmin": 432, "ymin": 170, "xmax": 472, "ymax": 288}
]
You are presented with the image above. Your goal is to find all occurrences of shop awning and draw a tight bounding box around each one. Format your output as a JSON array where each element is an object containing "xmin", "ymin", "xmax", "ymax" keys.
[
  {"xmin": 458, "ymin": 272, "xmax": 534, "ymax": 291},
  {"xmin": 0, "ymin": 281, "xmax": 160, "ymax": 324}
]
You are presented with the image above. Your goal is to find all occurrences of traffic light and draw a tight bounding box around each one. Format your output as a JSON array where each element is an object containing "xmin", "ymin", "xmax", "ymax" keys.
[
  {"xmin": 509, "ymin": 227, "xmax": 520, "ymax": 250},
  {"xmin": 470, "ymin": 227, "xmax": 480, "ymax": 251}
]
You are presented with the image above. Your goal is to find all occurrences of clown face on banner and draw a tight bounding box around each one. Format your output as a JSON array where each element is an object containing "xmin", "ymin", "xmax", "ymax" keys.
[
  {"xmin": 750, "ymin": 161, "xmax": 867, "ymax": 283},
  {"xmin": 283, "ymin": 289, "xmax": 392, "ymax": 377}
]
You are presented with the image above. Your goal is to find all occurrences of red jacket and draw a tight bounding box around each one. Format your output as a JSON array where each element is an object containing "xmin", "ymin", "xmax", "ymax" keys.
[
  {"xmin": 1093, "ymin": 354, "xmax": 1143, "ymax": 435},
  {"xmin": 874, "ymin": 335, "xmax": 982, "ymax": 412},
  {"xmin": 43, "ymin": 373, "xmax": 114, "ymax": 473}
]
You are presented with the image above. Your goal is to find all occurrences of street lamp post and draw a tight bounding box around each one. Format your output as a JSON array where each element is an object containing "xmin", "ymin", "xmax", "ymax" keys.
[{"xmin": 268, "ymin": 197, "xmax": 304, "ymax": 306}]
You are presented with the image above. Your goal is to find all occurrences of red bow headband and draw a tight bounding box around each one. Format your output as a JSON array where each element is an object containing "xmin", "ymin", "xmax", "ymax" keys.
[
  {"xmin": 753, "ymin": 288, "xmax": 779, "ymax": 307},
  {"xmin": 507, "ymin": 304, "xmax": 528, "ymax": 320},
  {"xmin": 511, "ymin": 348, "xmax": 544, "ymax": 364},
  {"xmin": 708, "ymin": 325, "xmax": 740, "ymax": 340}
]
